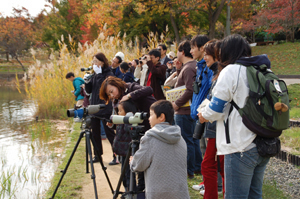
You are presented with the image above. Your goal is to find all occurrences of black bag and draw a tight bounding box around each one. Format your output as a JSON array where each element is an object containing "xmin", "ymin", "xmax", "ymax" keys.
[
  {"xmin": 193, "ymin": 121, "xmax": 206, "ymax": 139},
  {"xmin": 254, "ymin": 136, "xmax": 281, "ymax": 157}
]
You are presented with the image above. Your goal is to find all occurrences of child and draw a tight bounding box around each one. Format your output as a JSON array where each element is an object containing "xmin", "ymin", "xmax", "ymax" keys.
[
  {"xmin": 113, "ymin": 100, "xmax": 137, "ymax": 191},
  {"xmin": 130, "ymin": 100, "xmax": 189, "ymax": 199},
  {"xmin": 120, "ymin": 62, "xmax": 135, "ymax": 83}
]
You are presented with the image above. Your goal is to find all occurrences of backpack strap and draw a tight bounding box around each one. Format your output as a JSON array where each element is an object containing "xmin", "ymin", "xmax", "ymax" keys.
[{"xmin": 224, "ymin": 104, "xmax": 234, "ymax": 144}]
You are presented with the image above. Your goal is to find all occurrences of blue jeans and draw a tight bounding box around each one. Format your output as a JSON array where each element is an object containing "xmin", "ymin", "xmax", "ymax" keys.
[
  {"xmin": 100, "ymin": 121, "xmax": 106, "ymax": 137},
  {"xmin": 224, "ymin": 147, "xmax": 270, "ymax": 199},
  {"xmin": 174, "ymin": 114, "xmax": 202, "ymax": 175}
]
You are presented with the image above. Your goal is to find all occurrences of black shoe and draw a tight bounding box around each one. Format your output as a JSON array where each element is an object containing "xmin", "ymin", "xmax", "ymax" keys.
[
  {"xmin": 194, "ymin": 170, "xmax": 202, "ymax": 175},
  {"xmin": 109, "ymin": 158, "xmax": 119, "ymax": 165},
  {"xmin": 89, "ymin": 156, "xmax": 100, "ymax": 163},
  {"xmin": 188, "ymin": 174, "xmax": 194, "ymax": 179}
]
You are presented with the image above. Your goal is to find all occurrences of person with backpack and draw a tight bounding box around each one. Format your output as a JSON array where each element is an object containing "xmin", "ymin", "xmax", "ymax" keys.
[{"xmin": 198, "ymin": 34, "xmax": 272, "ymax": 199}]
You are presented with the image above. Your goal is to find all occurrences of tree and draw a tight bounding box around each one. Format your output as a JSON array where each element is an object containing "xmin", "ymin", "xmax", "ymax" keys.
[
  {"xmin": 255, "ymin": 0, "xmax": 300, "ymax": 42},
  {"xmin": 83, "ymin": 0, "xmax": 227, "ymax": 44},
  {"xmin": 42, "ymin": 0, "xmax": 92, "ymax": 50},
  {"xmin": 0, "ymin": 8, "xmax": 34, "ymax": 71}
]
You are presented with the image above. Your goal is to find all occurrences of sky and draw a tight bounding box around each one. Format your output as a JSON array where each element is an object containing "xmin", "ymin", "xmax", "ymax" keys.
[{"xmin": 0, "ymin": 0, "xmax": 51, "ymax": 17}]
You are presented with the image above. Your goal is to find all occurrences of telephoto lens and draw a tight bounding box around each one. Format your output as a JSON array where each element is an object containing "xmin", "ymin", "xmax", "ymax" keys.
[{"xmin": 193, "ymin": 120, "xmax": 206, "ymax": 139}]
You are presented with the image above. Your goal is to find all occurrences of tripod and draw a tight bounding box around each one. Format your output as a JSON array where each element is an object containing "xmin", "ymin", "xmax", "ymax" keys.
[
  {"xmin": 50, "ymin": 116, "xmax": 113, "ymax": 199},
  {"xmin": 113, "ymin": 125, "xmax": 145, "ymax": 199}
]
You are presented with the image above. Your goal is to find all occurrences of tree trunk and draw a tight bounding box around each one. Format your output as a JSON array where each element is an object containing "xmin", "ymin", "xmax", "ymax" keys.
[
  {"xmin": 291, "ymin": 0, "xmax": 295, "ymax": 43},
  {"xmin": 225, "ymin": 0, "xmax": 231, "ymax": 36},
  {"xmin": 170, "ymin": 12, "xmax": 180, "ymax": 44},
  {"xmin": 14, "ymin": 55, "xmax": 26, "ymax": 72},
  {"xmin": 208, "ymin": 0, "xmax": 226, "ymax": 39},
  {"xmin": 209, "ymin": 21, "xmax": 216, "ymax": 39},
  {"xmin": 6, "ymin": 52, "xmax": 9, "ymax": 61}
]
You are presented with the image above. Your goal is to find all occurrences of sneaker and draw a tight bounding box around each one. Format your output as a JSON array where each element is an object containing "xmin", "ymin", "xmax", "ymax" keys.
[
  {"xmin": 192, "ymin": 182, "xmax": 205, "ymax": 191},
  {"xmin": 109, "ymin": 157, "xmax": 119, "ymax": 165},
  {"xmin": 199, "ymin": 190, "xmax": 205, "ymax": 196}
]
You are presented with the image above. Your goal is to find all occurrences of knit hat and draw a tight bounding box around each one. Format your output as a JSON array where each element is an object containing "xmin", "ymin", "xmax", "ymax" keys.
[{"xmin": 115, "ymin": 52, "xmax": 125, "ymax": 62}]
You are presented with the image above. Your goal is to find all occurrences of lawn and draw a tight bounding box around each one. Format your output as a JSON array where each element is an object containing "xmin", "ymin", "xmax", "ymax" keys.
[
  {"xmin": 0, "ymin": 50, "xmax": 49, "ymax": 73},
  {"xmin": 187, "ymin": 175, "xmax": 290, "ymax": 199},
  {"xmin": 287, "ymin": 83, "xmax": 300, "ymax": 110},
  {"xmin": 252, "ymin": 42, "xmax": 300, "ymax": 75}
]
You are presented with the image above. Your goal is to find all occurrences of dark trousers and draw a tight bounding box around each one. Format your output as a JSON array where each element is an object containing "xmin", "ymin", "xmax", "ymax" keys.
[{"xmin": 91, "ymin": 117, "xmax": 115, "ymax": 156}]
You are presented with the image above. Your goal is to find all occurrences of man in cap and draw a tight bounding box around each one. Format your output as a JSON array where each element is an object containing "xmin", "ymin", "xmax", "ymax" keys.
[{"xmin": 111, "ymin": 52, "xmax": 124, "ymax": 79}]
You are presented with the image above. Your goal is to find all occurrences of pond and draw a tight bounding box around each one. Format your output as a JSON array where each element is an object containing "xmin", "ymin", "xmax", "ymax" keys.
[{"xmin": 0, "ymin": 86, "xmax": 69, "ymax": 198}]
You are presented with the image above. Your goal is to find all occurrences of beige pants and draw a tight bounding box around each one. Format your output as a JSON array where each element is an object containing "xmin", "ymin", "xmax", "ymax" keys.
[{"xmin": 76, "ymin": 99, "xmax": 84, "ymax": 107}]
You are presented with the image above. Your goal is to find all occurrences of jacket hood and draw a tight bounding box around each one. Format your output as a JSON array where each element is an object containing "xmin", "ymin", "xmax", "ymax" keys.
[
  {"xmin": 74, "ymin": 77, "xmax": 84, "ymax": 84},
  {"xmin": 236, "ymin": 54, "xmax": 271, "ymax": 69},
  {"xmin": 146, "ymin": 123, "xmax": 182, "ymax": 144}
]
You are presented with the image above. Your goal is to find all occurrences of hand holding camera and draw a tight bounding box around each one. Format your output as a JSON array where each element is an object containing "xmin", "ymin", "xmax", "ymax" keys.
[{"xmin": 167, "ymin": 61, "xmax": 173, "ymax": 69}]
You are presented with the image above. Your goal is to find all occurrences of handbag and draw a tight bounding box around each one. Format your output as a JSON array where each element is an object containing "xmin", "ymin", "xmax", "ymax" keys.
[{"xmin": 254, "ymin": 136, "xmax": 281, "ymax": 157}]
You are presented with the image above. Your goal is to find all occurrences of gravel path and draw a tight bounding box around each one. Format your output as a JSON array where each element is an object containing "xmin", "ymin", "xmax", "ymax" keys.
[{"xmin": 264, "ymin": 157, "xmax": 300, "ymax": 198}]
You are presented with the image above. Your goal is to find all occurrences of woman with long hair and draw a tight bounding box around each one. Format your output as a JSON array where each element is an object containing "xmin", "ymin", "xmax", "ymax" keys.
[
  {"xmin": 85, "ymin": 52, "xmax": 116, "ymax": 164},
  {"xmin": 199, "ymin": 34, "xmax": 271, "ymax": 198}
]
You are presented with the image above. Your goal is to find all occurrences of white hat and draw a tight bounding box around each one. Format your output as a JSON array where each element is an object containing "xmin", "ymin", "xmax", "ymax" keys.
[
  {"xmin": 167, "ymin": 51, "xmax": 176, "ymax": 59},
  {"xmin": 114, "ymin": 52, "xmax": 125, "ymax": 62}
]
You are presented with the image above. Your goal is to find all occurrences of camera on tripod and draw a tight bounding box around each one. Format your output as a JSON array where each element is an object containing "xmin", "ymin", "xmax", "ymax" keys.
[
  {"xmin": 67, "ymin": 104, "xmax": 106, "ymax": 119},
  {"xmin": 110, "ymin": 112, "xmax": 148, "ymax": 140},
  {"xmin": 110, "ymin": 112, "xmax": 148, "ymax": 125}
]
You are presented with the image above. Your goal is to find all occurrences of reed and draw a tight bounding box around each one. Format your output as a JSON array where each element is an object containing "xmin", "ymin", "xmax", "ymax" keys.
[{"xmin": 20, "ymin": 30, "xmax": 168, "ymax": 119}]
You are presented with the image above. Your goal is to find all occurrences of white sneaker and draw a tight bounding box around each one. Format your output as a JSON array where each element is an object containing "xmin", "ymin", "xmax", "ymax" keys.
[
  {"xmin": 199, "ymin": 190, "xmax": 205, "ymax": 195},
  {"xmin": 192, "ymin": 183, "xmax": 205, "ymax": 191}
]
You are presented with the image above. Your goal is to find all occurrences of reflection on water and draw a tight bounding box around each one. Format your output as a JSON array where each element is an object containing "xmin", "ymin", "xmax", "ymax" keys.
[{"xmin": 0, "ymin": 86, "xmax": 68, "ymax": 198}]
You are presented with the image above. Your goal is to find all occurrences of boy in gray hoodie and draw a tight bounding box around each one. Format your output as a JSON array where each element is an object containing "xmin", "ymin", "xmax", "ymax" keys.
[{"xmin": 130, "ymin": 100, "xmax": 189, "ymax": 199}]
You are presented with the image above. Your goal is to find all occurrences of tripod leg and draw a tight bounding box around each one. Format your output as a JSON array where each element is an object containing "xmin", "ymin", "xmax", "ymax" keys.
[
  {"xmin": 129, "ymin": 141, "xmax": 139, "ymax": 199},
  {"xmin": 113, "ymin": 144, "xmax": 131, "ymax": 199},
  {"xmin": 85, "ymin": 131, "xmax": 99, "ymax": 199},
  {"xmin": 86, "ymin": 133, "xmax": 89, "ymax": 173},
  {"xmin": 50, "ymin": 131, "xmax": 85, "ymax": 199},
  {"xmin": 90, "ymin": 132, "xmax": 114, "ymax": 194}
]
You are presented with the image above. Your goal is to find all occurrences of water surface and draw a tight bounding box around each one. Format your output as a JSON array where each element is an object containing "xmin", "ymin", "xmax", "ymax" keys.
[{"xmin": 0, "ymin": 86, "xmax": 68, "ymax": 198}]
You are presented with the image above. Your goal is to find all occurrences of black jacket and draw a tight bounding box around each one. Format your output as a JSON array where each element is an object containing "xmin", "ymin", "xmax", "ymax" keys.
[
  {"xmin": 113, "ymin": 83, "xmax": 156, "ymax": 131},
  {"xmin": 85, "ymin": 67, "xmax": 114, "ymax": 118}
]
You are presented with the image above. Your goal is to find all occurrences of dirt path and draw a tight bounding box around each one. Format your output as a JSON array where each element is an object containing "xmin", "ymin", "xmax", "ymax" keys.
[{"xmin": 81, "ymin": 139, "xmax": 125, "ymax": 199}]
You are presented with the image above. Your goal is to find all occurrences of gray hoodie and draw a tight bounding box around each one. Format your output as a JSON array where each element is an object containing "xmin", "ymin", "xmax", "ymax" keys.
[{"xmin": 131, "ymin": 123, "xmax": 189, "ymax": 199}]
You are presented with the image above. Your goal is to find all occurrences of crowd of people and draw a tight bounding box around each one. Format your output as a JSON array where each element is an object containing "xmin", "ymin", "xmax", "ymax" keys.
[{"xmin": 65, "ymin": 34, "xmax": 271, "ymax": 199}]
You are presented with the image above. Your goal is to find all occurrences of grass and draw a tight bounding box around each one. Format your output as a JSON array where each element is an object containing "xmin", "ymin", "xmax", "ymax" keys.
[
  {"xmin": 287, "ymin": 83, "xmax": 300, "ymax": 109},
  {"xmin": 252, "ymin": 42, "xmax": 300, "ymax": 75},
  {"xmin": 290, "ymin": 108, "xmax": 300, "ymax": 120},
  {"xmin": 187, "ymin": 174, "xmax": 291, "ymax": 199},
  {"xmin": 46, "ymin": 123, "xmax": 88, "ymax": 199},
  {"xmin": 280, "ymin": 127, "xmax": 300, "ymax": 155},
  {"xmin": 262, "ymin": 180, "xmax": 291, "ymax": 199}
]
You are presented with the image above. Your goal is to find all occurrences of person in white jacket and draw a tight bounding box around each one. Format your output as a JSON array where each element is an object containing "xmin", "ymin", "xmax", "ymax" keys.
[
  {"xmin": 134, "ymin": 59, "xmax": 148, "ymax": 86},
  {"xmin": 198, "ymin": 34, "xmax": 270, "ymax": 199}
]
